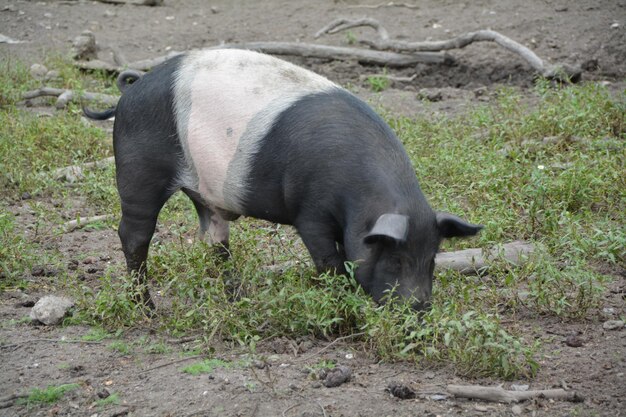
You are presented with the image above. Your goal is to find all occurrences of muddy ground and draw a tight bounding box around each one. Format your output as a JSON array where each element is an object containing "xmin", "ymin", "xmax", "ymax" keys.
[{"xmin": 1, "ymin": 0, "xmax": 625, "ymax": 416}]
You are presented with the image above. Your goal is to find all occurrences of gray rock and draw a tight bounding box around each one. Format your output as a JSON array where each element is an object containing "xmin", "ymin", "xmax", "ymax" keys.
[
  {"xmin": 603, "ymin": 320, "xmax": 624, "ymax": 330},
  {"xmin": 71, "ymin": 30, "xmax": 97, "ymax": 60},
  {"xmin": 30, "ymin": 296, "xmax": 75, "ymax": 325},
  {"xmin": 30, "ymin": 63, "xmax": 48, "ymax": 79}
]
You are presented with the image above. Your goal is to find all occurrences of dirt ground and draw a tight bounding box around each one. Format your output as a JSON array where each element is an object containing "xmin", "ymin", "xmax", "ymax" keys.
[{"xmin": 1, "ymin": 0, "xmax": 625, "ymax": 416}]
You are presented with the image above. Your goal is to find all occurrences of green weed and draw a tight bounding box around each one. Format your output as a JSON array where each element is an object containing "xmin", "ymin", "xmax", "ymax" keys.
[
  {"xmin": 95, "ymin": 392, "xmax": 120, "ymax": 408},
  {"xmin": 181, "ymin": 358, "xmax": 233, "ymax": 375},
  {"xmin": 18, "ymin": 383, "xmax": 80, "ymax": 407},
  {"xmin": 366, "ymin": 71, "xmax": 390, "ymax": 92}
]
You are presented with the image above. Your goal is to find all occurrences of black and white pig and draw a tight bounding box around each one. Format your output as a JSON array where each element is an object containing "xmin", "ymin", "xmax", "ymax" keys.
[{"xmin": 85, "ymin": 49, "xmax": 482, "ymax": 310}]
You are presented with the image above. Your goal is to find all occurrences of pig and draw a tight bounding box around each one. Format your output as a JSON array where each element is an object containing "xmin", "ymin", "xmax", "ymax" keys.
[{"xmin": 84, "ymin": 49, "xmax": 482, "ymax": 310}]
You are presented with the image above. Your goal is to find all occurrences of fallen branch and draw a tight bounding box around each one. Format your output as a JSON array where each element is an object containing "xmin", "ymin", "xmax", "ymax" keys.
[
  {"xmin": 63, "ymin": 214, "xmax": 115, "ymax": 232},
  {"xmin": 447, "ymin": 385, "xmax": 584, "ymax": 404},
  {"xmin": 265, "ymin": 241, "xmax": 534, "ymax": 276},
  {"xmin": 75, "ymin": 51, "xmax": 183, "ymax": 73},
  {"xmin": 23, "ymin": 87, "xmax": 118, "ymax": 109},
  {"xmin": 435, "ymin": 240, "xmax": 534, "ymax": 275},
  {"xmin": 53, "ymin": 157, "xmax": 115, "ymax": 183},
  {"xmin": 316, "ymin": 18, "xmax": 581, "ymax": 82},
  {"xmin": 216, "ymin": 42, "xmax": 451, "ymax": 67}
]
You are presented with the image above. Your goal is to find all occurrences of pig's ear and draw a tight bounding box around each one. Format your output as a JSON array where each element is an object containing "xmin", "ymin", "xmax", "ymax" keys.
[
  {"xmin": 436, "ymin": 212, "xmax": 483, "ymax": 238},
  {"xmin": 364, "ymin": 213, "xmax": 409, "ymax": 244}
]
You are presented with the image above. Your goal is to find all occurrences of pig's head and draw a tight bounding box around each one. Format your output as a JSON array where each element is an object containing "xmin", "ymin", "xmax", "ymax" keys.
[{"xmin": 347, "ymin": 211, "xmax": 482, "ymax": 310}]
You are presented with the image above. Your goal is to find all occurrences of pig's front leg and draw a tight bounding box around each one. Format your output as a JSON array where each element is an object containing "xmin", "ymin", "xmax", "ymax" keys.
[{"xmin": 296, "ymin": 220, "xmax": 347, "ymax": 276}]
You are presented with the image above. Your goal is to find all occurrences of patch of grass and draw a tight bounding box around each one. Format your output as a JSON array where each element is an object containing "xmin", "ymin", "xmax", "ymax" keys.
[
  {"xmin": 81, "ymin": 327, "xmax": 114, "ymax": 342},
  {"xmin": 95, "ymin": 392, "xmax": 120, "ymax": 408},
  {"xmin": 18, "ymin": 383, "xmax": 80, "ymax": 407},
  {"xmin": 0, "ymin": 209, "xmax": 64, "ymax": 292},
  {"xmin": 145, "ymin": 341, "xmax": 172, "ymax": 354},
  {"xmin": 108, "ymin": 340, "xmax": 132, "ymax": 355},
  {"xmin": 181, "ymin": 358, "xmax": 233, "ymax": 375},
  {"xmin": 366, "ymin": 71, "xmax": 390, "ymax": 92}
]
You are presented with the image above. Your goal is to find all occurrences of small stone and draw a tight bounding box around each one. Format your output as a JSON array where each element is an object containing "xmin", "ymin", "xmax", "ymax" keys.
[
  {"xmin": 83, "ymin": 256, "xmax": 97, "ymax": 265},
  {"xmin": 603, "ymin": 320, "xmax": 624, "ymax": 330},
  {"xmin": 21, "ymin": 192, "xmax": 32, "ymax": 200},
  {"xmin": 103, "ymin": 9, "xmax": 116, "ymax": 18},
  {"xmin": 71, "ymin": 30, "xmax": 97, "ymax": 60},
  {"xmin": 610, "ymin": 22, "xmax": 619, "ymax": 29},
  {"xmin": 602, "ymin": 307, "xmax": 615, "ymax": 316},
  {"xmin": 30, "ymin": 63, "xmax": 48, "ymax": 79},
  {"xmin": 511, "ymin": 404, "xmax": 523, "ymax": 415},
  {"xmin": 511, "ymin": 384, "xmax": 529, "ymax": 391},
  {"xmin": 210, "ymin": 6, "xmax": 219, "ymax": 14},
  {"xmin": 30, "ymin": 295, "xmax": 75, "ymax": 325}
]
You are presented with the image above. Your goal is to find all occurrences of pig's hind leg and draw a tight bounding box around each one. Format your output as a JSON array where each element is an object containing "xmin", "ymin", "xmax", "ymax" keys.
[{"xmin": 116, "ymin": 161, "xmax": 179, "ymax": 309}]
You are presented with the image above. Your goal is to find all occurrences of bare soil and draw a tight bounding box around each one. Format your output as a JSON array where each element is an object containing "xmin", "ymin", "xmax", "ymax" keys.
[{"xmin": 1, "ymin": 1, "xmax": 625, "ymax": 416}]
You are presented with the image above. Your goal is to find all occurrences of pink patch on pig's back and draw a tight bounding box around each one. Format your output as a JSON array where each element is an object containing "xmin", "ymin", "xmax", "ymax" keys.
[{"xmin": 180, "ymin": 50, "xmax": 336, "ymax": 211}]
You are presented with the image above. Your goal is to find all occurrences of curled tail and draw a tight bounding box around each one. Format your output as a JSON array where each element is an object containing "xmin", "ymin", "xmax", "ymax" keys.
[{"xmin": 83, "ymin": 69, "xmax": 145, "ymax": 120}]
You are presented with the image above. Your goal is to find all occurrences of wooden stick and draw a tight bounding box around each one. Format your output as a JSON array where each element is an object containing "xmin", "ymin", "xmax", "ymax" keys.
[
  {"xmin": 53, "ymin": 157, "xmax": 115, "ymax": 183},
  {"xmin": 447, "ymin": 385, "xmax": 584, "ymax": 403},
  {"xmin": 435, "ymin": 241, "xmax": 534, "ymax": 275},
  {"xmin": 316, "ymin": 18, "xmax": 581, "ymax": 81},
  {"xmin": 216, "ymin": 42, "xmax": 451, "ymax": 67},
  {"xmin": 23, "ymin": 87, "xmax": 118, "ymax": 109},
  {"xmin": 63, "ymin": 214, "xmax": 115, "ymax": 232}
]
